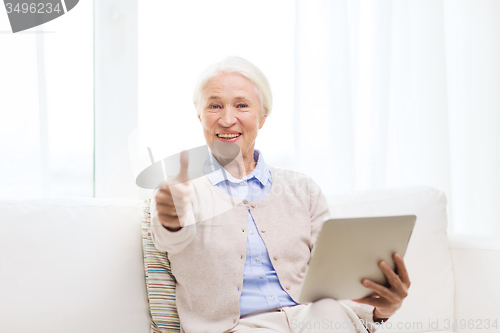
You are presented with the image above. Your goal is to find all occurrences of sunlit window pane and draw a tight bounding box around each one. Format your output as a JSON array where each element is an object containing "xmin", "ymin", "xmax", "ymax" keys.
[{"xmin": 0, "ymin": 2, "xmax": 93, "ymax": 199}]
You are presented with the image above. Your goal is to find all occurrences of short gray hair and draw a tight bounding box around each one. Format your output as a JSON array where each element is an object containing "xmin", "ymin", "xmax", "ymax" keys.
[{"xmin": 193, "ymin": 56, "xmax": 273, "ymax": 116}]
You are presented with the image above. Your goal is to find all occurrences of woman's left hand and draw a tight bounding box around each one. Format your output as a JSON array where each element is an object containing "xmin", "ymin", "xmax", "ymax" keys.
[{"xmin": 353, "ymin": 253, "xmax": 410, "ymax": 320}]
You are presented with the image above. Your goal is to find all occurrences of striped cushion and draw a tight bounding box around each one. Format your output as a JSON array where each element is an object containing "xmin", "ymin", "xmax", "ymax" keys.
[{"xmin": 142, "ymin": 198, "xmax": 181, "ymax": 333}]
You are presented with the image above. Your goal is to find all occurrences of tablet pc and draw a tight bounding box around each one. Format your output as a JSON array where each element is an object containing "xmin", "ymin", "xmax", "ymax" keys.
[{"xmin": 298, "ymin": 215, "xmax": 416, "ymax": 303}]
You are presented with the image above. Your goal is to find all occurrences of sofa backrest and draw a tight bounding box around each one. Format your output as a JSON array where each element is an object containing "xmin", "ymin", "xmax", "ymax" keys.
[
  {"xmin": 326, "ymin": 186, "xmax": 455, "ymax": 332},
  {"xmin": 0, "ymin": 197, "xmax": 151, "ymax": 333},
  {"xmin": 0, "ymin": 186, "xmax": 454, "ymax": 333}
]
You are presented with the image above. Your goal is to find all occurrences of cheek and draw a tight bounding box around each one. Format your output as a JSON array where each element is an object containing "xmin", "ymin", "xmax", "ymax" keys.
[
  {"xmin": 241, "ymin": 115, "xmax": 260, "ymax": 131},
  {"xmin": 200, "ymin": 115, "xmax": 217, "ymax": 129}
]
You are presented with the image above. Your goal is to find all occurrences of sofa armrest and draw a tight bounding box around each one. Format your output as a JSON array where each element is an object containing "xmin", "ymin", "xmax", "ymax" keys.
[{"xmin": 448, "ymin": 234, "xmax": 500, "ymax": 332}]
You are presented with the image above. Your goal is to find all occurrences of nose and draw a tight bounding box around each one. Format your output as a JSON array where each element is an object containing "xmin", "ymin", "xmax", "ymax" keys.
[{"xmin": 218, "ymin": 107, "xmax": 237, "ymax": 127}]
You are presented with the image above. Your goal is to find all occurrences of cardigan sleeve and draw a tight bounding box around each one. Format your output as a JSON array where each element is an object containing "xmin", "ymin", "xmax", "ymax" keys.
[
  {"xmin": 340, "ymin": 299, "xmax": 379, "ymax": 333},
  {"xmin": 308, "ymin": 176, "xmax": 331, "ymax": 250}
]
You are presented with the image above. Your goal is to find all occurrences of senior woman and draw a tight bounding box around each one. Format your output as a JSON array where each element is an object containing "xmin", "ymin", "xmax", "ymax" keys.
[{"xmin": 150, "ymin": 56, "xmax": 410, "ymax": 333}]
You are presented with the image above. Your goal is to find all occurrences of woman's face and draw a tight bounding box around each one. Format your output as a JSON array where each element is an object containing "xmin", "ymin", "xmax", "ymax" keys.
[{"xmin": 197, "ymin": 72, "xmax": 267, "ymax": 162}]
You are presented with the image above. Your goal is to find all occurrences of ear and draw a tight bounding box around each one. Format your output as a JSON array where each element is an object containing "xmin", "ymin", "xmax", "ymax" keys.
[
  {"xmin": 195, "ymin": 103, "xmax": 201, "ymax": 122},
  {"xmin": 259, "ymin": 114, "xmax": 267, "ymax": 129}
]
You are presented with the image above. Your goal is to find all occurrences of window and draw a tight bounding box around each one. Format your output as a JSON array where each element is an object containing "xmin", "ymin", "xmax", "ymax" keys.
[{"xmin": 0, "ymin": 1, "xmax": 93, "ymax": 199}]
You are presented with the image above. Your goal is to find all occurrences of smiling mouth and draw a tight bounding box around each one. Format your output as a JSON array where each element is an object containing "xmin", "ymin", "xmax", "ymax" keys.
[{"xmin": 216, "ymin": 133, "xmax": 241, "ymax": 139}]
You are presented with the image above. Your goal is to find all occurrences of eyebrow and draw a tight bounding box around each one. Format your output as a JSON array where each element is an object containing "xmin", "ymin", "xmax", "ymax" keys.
[{"xmin": 206, "ymin": 96, "xmax": 250, "ymax": 101}]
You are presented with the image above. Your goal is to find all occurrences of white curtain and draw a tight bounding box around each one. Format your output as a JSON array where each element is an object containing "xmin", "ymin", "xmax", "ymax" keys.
[
  {"xmin": 0, "ymin": 2, "xmax": 93, "ymax": 199},
  {"xmin": 294, "ymin": 0, "xmax": 500, "ymax": 237}
]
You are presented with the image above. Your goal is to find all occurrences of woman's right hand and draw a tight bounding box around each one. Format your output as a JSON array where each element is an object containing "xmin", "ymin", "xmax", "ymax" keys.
[{"xmin": 154, "ymin": 151, "xmax": 191, "ymax": 231}]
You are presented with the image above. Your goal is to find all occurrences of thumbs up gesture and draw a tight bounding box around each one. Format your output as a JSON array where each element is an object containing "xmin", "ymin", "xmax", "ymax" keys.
[{"xmin": 155, "ymin": 151, "xmax": 192, "ymax": 231}]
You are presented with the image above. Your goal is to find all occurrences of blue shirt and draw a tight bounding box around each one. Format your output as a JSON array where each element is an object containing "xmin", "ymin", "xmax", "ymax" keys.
[{"xmin": 203, "ymin": 150, "xmax": 297, "ymax": 316}]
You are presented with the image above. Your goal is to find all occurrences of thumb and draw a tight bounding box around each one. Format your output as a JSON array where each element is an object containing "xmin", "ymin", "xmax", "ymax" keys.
[{"xmin": 177, "ymin": 150, "xmax": 189, "ymax": 183}]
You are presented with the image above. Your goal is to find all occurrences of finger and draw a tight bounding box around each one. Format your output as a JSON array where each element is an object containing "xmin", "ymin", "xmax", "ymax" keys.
[
  {"xmin": 379, "ymin": 261, "xmax": 401, "ymax": 287},
  {"xmin": 155, "ymin": 199, "xmax": 175, "ymax": 209},
  {"xmin": 155, "ymin": 188, "xmax": 176, "ymax": 205},
  {"xmin": 352, "ymin": 297, "xmax": 374, "ymax": 306},
  {"xmin": 157, "ymin": 180, "xmax": 168, "ymax": 190},
  {"xmin": 177, "ymin": 150, "xmax": 189, "ymax": 183},
  {"xmin": 157, "ymin": 186, "xmax": 169, "ymax": 195},
  {"xmin": 379, "ymin": 261, "xmax": 408, "ymax": 297},
  {"xmin": 362, "ymin": 279, "xmax": 394, "ymax": 300},
  {"xmin": 157, "ymin": 202, "xmax": 183, "ymax": 218},
  {"xmin": 352, "ymin": 296, "xmax": 383, "ymax": 308},
  {"xmin": 394, "ymin": 253, "xmax": 411, "ymax": 287}
]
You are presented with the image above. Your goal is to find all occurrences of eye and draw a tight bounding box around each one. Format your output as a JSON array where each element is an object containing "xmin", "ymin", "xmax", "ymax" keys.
[
  {"xmin": 237, "ymin": 103, "xmax": 248, "ymax": 108},
  {"xmin": 209, "ymin": 104, "xmax": 221, "ymax": 109}
]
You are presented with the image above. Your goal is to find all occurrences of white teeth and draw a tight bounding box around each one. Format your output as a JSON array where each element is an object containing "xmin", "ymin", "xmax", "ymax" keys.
[{"xmin": 218, "ymin": 133, "xmax": 241, "ymax": 138}]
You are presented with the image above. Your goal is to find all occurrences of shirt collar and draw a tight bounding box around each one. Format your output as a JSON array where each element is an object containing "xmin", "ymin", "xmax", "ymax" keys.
[{"xmin": 203, "ymin": 149, "xmax": 271, "ymax": 186}]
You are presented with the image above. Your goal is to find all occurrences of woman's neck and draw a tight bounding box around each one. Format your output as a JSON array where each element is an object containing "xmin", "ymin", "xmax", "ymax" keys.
[{"xmin": 214, "ymin": 150, "xmax": 256, "ymax": 180}]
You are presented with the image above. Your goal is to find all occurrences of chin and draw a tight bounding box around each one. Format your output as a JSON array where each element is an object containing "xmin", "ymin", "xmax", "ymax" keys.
[{"xmin": 208, "ymin": 141, "xmax": 241, "ymax": 161}]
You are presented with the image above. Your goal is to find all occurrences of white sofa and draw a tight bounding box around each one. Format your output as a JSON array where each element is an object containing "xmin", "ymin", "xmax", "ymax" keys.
[{"xmin": 1, "ymin": 186, "xmax": 499, "ymax": 333}]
